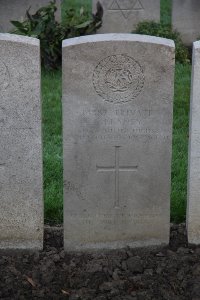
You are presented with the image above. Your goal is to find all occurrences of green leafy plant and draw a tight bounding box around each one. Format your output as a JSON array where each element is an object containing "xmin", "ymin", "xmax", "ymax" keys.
[
  {"xmin": 11, "ymin": 1, "xmax": 103, "ymax": 69},
  {"xmin": 62, "ymin": 2, "xmax": 103, "ymax": 37},
  {"xmin": 134, "ymin": 21, "xmax": 189, "ymax": 64}
]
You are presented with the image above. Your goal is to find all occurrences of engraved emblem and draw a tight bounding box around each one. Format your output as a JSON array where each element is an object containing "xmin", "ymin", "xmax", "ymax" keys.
[
  {"xmin": 93, "ymin": 54, "xmax": 145, "ymax": 104},
  {"xmin": 108, "ymin": 0, "xmax": 144, "ymax": 19},
  {"xmin": 0, "ymin": 60, "xmax": 9, "ymax": 90}
]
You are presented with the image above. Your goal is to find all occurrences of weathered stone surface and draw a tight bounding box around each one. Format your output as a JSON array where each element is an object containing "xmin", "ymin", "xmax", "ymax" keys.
[
  {"xmin": 93, "ymin": 0, "xmax": 160, "ymax": 34},
  {"xmin": 187, "ymin": 41, "xmax": 200, "ymax": 244},
  {"xmin": 172, "ymin": 0, "xmax": 200, "ymax": 46},
  {"xmin": 63, "ymin": 34, "xmax": 175, "ymax": 251},
  {"xmin": 0, "ymin": 0, "xmax": 61, "ymax": 33},
  {"xmin": 0, "ymin": 34, "xmax": 43, "ymax": 249}
]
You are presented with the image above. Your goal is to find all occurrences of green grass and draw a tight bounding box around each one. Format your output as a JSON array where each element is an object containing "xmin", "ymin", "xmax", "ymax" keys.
[
  {"xmin": 61, "ymin": 0, "xmax": 91, "ymax": 19},
  {"xmin": 161, "ymin": 0, "xmax": 171, "ymax": 25},
  {"xmin": 42, "ymin": 0, "xmax": 191, "ymax": 224},
  {"xmin": 42, "ymin": 70, "xmax": 63, "ymax": 224},
  {"xmin": 171, "ymin": 64, "xmax": 191, "ymax": 222},
  {"xmin": 62, "ymin": 0, "xmax": 91, "ymax": 10}
]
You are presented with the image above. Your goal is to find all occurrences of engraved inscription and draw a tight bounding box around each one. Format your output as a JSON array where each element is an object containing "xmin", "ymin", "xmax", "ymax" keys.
[
  {"xmin": 0, "ymin": 60, "xmax": 9, "ymax": 90},
  {"xmin": 67, "ymin": 214, "xmax": 164, "ymax": 227},
  {"xmin": 74, "ymin": 107, "xmax": 171, "ymax": 142},
  {"xmin": 93, "ymin": 54, "xmax": 145, "ymax": 104},
  {"xmin": 96, "ymin": 146, "xmax": 138, "ymax": 208},
  {"xmin": 108, "ymin": 0, "xmax": 144, "ymax": 19}
]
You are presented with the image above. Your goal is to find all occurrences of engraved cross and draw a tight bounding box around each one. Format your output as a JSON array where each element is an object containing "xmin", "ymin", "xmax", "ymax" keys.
[{"xmin": 96, "ymin": 146, "xmax": 138, "ymax": 208}]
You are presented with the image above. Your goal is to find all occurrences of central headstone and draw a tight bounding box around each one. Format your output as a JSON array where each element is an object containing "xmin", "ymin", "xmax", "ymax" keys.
[
  {"xmin": 92, "ymin": 0, "xmax": 160, "ymax": 33},
  {"xmin": 63, "ymin": 34, "xmax": 175, "ymax": 251}
]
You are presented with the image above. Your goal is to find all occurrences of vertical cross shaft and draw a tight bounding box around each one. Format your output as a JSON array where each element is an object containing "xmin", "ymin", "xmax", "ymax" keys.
[{"xmin": 96, "ymin": 146, "xmax": 138, "ymax": 208}]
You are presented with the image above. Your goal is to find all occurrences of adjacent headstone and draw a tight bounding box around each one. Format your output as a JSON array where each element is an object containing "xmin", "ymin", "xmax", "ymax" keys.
[
  {"xmin": 93, "ymin": 0, "xmax": 160, "ymax": 34},
  {"xmin": 172, "ymin": 0, "xmax": 200, "ymax": 46},
  {"xmin": 63, "ymin": 34, "xmax": 175, "ymax": 251},
  {"xmin": 0, "ymin": 0, "xmax": 61, "ymax": 33},
  {"xmin": 187, "ymin": 41, "xmax": 200, "ymax": 244},
  {"xmin": 0, "ymin": 34, "xmax": 43, "ymax": 249}
]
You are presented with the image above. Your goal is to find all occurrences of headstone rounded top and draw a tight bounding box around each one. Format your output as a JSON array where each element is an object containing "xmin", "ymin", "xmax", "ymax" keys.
[
  {"xmin": 62, "ymin": 34, "xmax": 175, "ymax": 49},
  {"xmin": 0, "ymin": 33, "xmax": 39, "ymax": 46}
]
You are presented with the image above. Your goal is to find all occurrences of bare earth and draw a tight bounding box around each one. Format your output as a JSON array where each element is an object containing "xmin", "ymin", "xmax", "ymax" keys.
[{"xmin": 0, "ymin": 224, "xmax": 199, "ymax": 300}]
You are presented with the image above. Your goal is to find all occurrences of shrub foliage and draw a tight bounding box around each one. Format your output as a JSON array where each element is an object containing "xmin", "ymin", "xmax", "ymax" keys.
[
  {"xmin": 11, "ymin": 1, "xmax": 103, "ymax": 69},
  {"xmin": 134, "ymin": 21, "xmax": 189, "ymax": 64}
]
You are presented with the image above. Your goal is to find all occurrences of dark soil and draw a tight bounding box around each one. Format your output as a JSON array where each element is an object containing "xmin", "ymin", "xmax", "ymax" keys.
[{"xmin": 0, "ymin": 224, "xmax": 200, "ymax": 300}]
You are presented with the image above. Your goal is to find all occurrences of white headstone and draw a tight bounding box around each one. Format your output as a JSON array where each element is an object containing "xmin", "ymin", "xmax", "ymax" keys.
[
  {"xmin": 172, "ymin": 0, "xmax": 200, "ymax": 46},
  {"xmin": 0, "ymin": 34, "xmax": 43, "ymax": 249},
  {"xmin": 93, "ymin": 0, "xmax": 160, "ymax": 33},
  {"xmin": 0, "ymin": 0, "xmax": 61, "ymax": 33},
  {"xmin": 187, "ymin": 41, "xmax": 200, "ymax": 244},
  {"xmin": 63, "ymin": 34, "xmax": 175, "ymax": 251}
]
